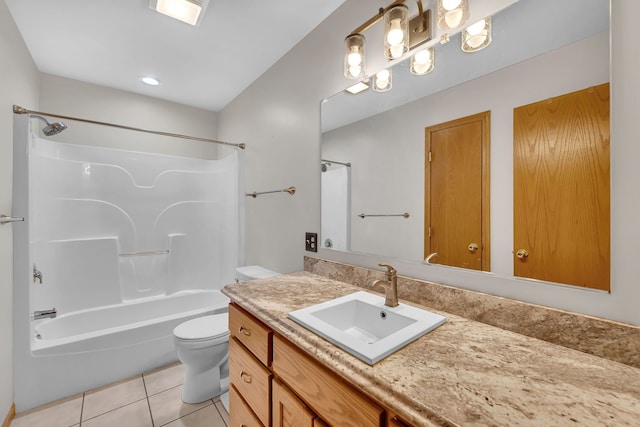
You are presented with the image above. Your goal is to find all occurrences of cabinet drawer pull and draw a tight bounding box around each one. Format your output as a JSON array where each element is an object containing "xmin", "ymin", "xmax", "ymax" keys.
[
  {"xmin": 391, "ymin": 416, "xmax": 410, "ymax": 426},
  {"xmin": 240, "ymin": 371, "xmax": 253, "ymax": 383},
  {"xmin": 238, "ymin": 326, "xmax": 252, "ymax": 336}
]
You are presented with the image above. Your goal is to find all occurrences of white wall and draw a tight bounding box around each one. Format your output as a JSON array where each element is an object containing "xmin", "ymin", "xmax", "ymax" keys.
[
  {"xmin": 0, "ymin": 0, "xmax": 39, "ymax": 419},
  {"xmin": 322, "ymin": 32, "xmax": 609, "ymax": 273},
  {"xmin": 39, "ymin": 74, "xmax": 219, "ymax": 159},
  {"xmin": 220, "ymin": 1, "xmax": 640, "ymax": 326}
]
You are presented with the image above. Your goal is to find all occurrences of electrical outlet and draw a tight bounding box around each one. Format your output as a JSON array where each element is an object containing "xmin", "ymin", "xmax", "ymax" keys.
[{"xmin": 305, "ymin": 232, "xmax": 318, "ymax": 252}]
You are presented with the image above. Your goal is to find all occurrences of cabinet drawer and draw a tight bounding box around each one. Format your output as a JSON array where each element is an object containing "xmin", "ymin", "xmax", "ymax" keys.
[
  {"xmin": 229, "ymin": 384, "xmax": 264, "ymax": 427},
  {"xmin": 230, "ymin": 337, "xmax": 272, "ymax": 426},
  {"xmin": 272, "ymin": 335, "xmax": 383, "ymax": 427},
  {"xmin": 229, "ymin": 303, "xmax": 272, "ymax": 365}
]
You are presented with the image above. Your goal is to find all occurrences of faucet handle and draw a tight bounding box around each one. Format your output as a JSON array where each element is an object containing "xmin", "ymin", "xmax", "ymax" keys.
[{"xmin": 378, "ymin": 263, "xmax": 397, "ymax": 275}]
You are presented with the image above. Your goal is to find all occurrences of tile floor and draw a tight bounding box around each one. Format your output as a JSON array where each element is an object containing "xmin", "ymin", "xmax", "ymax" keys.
[{"xmin": 11, "ymin": 363, "xmax": 229, "ymax": 427}]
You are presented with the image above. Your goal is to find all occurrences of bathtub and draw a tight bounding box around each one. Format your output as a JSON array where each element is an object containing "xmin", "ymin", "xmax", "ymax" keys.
[
  {"xmin": 32, "ymin": 290, "xmax": 229, "ymax": 356},
  {"xmin": 17, "ymin": 290, "xmax": 229, "ymax": 411}
]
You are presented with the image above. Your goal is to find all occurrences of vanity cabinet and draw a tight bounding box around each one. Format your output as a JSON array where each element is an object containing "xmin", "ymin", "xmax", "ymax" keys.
[{"xmin": 228, "ymin": 303, "xmax": 398, "ymax": 427}]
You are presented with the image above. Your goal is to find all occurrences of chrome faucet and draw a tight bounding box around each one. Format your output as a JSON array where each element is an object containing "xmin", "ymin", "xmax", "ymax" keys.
[
  {"xmin": 32, "ymin": 308, "xmax": 56, "ymax": 320},
  {"xmin": 371, "ymin": 263, "xmax": 399, "ymax": 307},
  {"xmin": 33, "ymin": 265, "xmax": 43, "ymax": 284}
]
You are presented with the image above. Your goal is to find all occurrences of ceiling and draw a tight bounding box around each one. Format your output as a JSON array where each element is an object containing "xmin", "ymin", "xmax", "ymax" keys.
[{"xmin": 5, "ymin": 0, "xmax": 346, "ymax": 112}]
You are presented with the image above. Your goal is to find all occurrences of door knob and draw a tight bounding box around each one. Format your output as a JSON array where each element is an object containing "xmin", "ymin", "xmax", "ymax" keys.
[
  {"xmin": 516, "ymin": 249, "xmax": 529, "ymax": 260},
  {"xmin": 467, "ymin": 243, "xmax": 479, "ymax": 253}
]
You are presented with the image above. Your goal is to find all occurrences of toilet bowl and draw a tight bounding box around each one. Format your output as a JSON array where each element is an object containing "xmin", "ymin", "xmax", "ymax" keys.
[
  {"xmin": 173, "ymin": 265, "xmax": 280, "ymax": 406},
  {"xmin": 173, "ymin": 314, "xmax": 230, "ymax": 404}
]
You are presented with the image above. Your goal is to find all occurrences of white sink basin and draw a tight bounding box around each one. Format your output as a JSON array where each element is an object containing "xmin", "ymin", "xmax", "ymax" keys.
[{"xmin": 288, "ymin": 291, "xmax": 446, "ymax": 364}]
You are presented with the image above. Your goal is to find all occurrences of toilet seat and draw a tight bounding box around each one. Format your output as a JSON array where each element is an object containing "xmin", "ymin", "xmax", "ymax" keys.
[{"xmin": 173, "ymin": 314, "xmax": 229, "ymax": 342}]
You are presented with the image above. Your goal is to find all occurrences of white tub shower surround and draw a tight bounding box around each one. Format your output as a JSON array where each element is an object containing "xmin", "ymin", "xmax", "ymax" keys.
[{"xmin": 12, "ymin": 115, "xmax": 242, "ymax": 411}]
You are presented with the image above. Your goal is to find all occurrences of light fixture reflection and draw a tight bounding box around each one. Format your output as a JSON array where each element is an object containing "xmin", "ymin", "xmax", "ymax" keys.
[
  {"xmin": 345, "ymin": 81, "xmax": 370, "ymax": 94},
  {"xmin": 344, "ymin": 34, "xmax": 366, "ymax": 79},
  {"xmin": 384, "ymin": 5, "xmax": 409, "ymax": 59},
  {"xmin": 462, "ymin": 17, "xmax": 492, "ymax": 52},
  {"xmin": 140, "ymin": 76, "xmax": 161, "ymax": 86},
  {"xmin": 437, "ymin": 0, "xmax": 469, "ymax": 30},
  {"xmin": 372, "ymin": 69, "xmax": 392, "ymax": 92},
  {"xmin": 410, "ymin": 47, "xmax": 434, "ymax": 75}
]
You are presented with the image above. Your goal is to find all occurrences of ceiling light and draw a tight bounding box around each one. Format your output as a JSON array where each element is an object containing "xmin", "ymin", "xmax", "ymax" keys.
[
  {"xmin": 437, "ymin": 0, "xmax": 469, "ymax": 30},
  {"xmin": 461, "ymin": 17, "xmax": 492, "ymax": 52},
  {"xmin": 372, "ymin": 69, "xmax": 392, "ymax": 92},
  {"xmin": 140, "ymin": 76, "xmax": 161, "ymax": 86},
  {"xmin": 344, "ymin": 34, "xmax": 366, "ymax": 80},
  {"xmin": 410, "ymin": 47, "xmax": 435, "ymax": 75},
  {"xmin": 149, "ymin": 0, "xmax": 209, "ymax": 26},
  {"xmin": 345, "ymin": 81, "xmax": 369, "ymax": 95},
  {"xmin": 384, "ymin": 5, "xmax": 409, "ymax": 60}
]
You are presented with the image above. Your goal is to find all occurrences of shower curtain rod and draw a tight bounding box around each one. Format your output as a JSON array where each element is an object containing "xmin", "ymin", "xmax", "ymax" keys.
[{"xmin": 13, "ymin": 105, "xmax": 245, "ymax": 150}]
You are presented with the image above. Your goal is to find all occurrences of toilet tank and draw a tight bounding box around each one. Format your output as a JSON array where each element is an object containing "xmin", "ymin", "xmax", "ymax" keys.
[{"xmin": 235, "ymin": 265, "xmax": 281, "ymax": 282}]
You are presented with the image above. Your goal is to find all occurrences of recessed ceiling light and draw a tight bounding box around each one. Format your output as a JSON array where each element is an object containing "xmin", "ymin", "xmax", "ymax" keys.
[
  {"xmin": 140, "ymin": 76, "xmax": 161, "ymax": 86},
  {"xmin": 345, "ymin": 81, "xmax": 369, "ymax": 95},
  {"xmin": 149, "ymin": 0, "xmax": 209, "ymax": 26}
]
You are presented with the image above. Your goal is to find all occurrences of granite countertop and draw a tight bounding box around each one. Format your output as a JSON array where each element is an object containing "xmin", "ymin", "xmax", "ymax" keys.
[{"xmin": 222, "ymin": 272, "xmax": 640, "ymax": 427}]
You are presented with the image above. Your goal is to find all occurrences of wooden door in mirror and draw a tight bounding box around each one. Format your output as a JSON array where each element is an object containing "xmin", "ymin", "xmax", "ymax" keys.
[{"xmin": 513, "ymin": 83, "xmax": 610, "ymax": 290}]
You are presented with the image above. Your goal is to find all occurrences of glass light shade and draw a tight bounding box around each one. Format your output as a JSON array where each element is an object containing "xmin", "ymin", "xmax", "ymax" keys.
[
  {"xmin": 461, "ymin": 17, "xmax": 492, "ymax": 52},
  {"xmin": 410, "ymin": 48, "xmax": 435, "ymax": 75},
  {"xmin": 372, "ymin": 69, "xmax": 392, "ymax": 92},
  {"xmin": 344, "ymin": 34, "xmax": 366, "ymax": 79},
  {"xmin": 384, "ymin": 5, "xmax": 409, "ymax": 60},
  {"xmin": 437, "ymin": 0, "xmax": 469, "ymax": 30}
]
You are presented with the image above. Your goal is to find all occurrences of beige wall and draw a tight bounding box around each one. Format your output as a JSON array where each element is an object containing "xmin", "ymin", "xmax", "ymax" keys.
[
  {"xmin": 39, "ymin": 73, "xmax": 219, "ymax": 159},
  {"xmin": 219, "ymin": 1, "xmax": 640, "ymax": 326},
  {"xmin": 0, "ymin": 0, "xmax": 39, "ymax": 418}
]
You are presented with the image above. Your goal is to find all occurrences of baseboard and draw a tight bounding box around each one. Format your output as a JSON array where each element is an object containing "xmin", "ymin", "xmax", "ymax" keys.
[{"xmin": 2, "ymin": 404, "xmax": 15, "ymax": 427}]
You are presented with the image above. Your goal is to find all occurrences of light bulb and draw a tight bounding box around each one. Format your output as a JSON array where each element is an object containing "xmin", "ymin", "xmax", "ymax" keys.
[
  {"xmin": 389, "ymin": 44, "xmax": 404, "ymax": 59},
  {"xmin": 348, "ymin": 65, "xmax": 362, "ymax": 78},
  {"xmin": 414, "ymin": 50, "xmax": 431, "ymax": 64},
  {"xmin": 376, "ymin": 70, "xmax": 390, "ymax": 82},
  {"xmin": 386, "ymin": 19, "xmax": 404, "ymax": 45},
  {"xmin": 466, "ymin": 20, "xmax": 486, "ymax": 36},
  {"xmin": 444, "ymin": 9, "xmax": 463, "ymax": 28},
  {"xmin": 442, "ymin": 0, "xmax": 462, "ymax": 11},
  {"xmin": 347, "ymin": 50, "xmax": 362, "ymax": 67}
]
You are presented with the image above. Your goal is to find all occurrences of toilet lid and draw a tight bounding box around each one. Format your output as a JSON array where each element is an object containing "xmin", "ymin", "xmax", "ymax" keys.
[{"xmin": 173, "ymin": 314, "xmax": 229, "ymax": 340}]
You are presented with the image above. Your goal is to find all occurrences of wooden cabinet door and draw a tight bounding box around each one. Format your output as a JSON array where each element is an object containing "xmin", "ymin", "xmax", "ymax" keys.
[
  {"xmin": 513, "ymin": 83, "xmax": 610, "ymax": 290},
  {"xmin": 272, "ymin": 379, "xmax": 316, "ymax": 427},
  {"xmin": 425, "ymin": 111, "xmax": 490, "ymax": 270},
  {"xmin": 229, "ymin": 384, "xmax": 264, "ymax": 427}
]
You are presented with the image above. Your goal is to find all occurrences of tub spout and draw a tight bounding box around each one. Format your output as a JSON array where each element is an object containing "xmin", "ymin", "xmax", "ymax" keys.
[
  {"xmin": 33, "ymin": 265, "xmax": 43, "ymax": 284},
  {"xmin": 33, "ymin": 308, "xmax": 56, "ymax": 320}
]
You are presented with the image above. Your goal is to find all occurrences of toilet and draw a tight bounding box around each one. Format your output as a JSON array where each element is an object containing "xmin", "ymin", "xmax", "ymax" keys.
[{"xmin": 173, "ymin": 265, "xmax": 280, "ymax": 406}]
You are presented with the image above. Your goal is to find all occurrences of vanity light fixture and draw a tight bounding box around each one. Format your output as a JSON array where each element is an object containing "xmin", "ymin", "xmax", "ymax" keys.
[
  {"xmin": 343, "ymin": 0, "xmax": 431, "ymax": 80},
  {"xmin": 461, "ymin": 17, "xmax": 492, "ymax": 52},
  {"xmin": 410, "ymin": 47, "xmax": 434, "ymax": 75},
  {"xmin": 372, "ymin": 69, "xmax": 392, "ymax": 92},
  {"xmin": 437, "ymin": 0, "xmax": 469, "ymax": 30},
  {"xmin": 345, "ymin": 81, "xmax": 370, "ymax": 95},
  {"xmin": 149, "ymin": 0, "xmax": 209, "ymax": 26}
]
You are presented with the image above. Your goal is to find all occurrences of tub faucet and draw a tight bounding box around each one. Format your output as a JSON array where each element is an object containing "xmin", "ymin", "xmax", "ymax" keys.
[
  {"xmin": 371, "ymin": 263, "xmax": 399, "ymax": 307},
  {"xmin": 33, "ymin": 265, "xmax": 42, "ymax": 284},
  {"xmin": 32, "ymin": 308, "xmax": 56, "ymax": 320}
]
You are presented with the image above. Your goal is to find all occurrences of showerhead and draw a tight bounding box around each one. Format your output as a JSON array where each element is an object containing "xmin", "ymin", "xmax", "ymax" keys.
[{"xmin": 30, "ymin": 114, "xmax": 67, "ymax": 136}]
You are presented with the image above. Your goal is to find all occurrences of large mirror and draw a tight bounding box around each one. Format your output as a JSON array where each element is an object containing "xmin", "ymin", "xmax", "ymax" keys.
[{"xmin": 321, "ymin": 0, "xmax": 610, "ymax": 283}]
